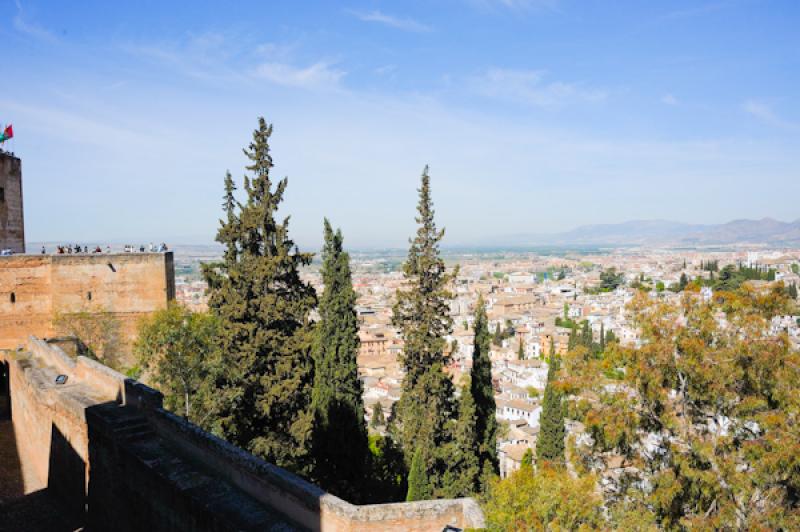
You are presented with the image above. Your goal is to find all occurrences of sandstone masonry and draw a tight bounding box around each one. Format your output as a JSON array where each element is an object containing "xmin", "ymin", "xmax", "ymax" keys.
[{"xmin": 0, "ymin": 252, "xmax": 175, "ymax": 356}]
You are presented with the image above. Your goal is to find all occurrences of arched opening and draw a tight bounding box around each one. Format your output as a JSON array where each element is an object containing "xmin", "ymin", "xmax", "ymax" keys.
[
  {"xmin": 10, "ymin": 293, "xmax": 15, "ymax": 304},
  {"xmin": 87, "ymin": 291, "xmax": 92, "ymax": 301}
]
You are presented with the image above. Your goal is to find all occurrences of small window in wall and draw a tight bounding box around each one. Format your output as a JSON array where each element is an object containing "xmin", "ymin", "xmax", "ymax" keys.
[
  {"xmin": 10, "ymin": 293, "xmax": 15, "ymax": 304},
  {"xmin": 87, "ymin": 291, "xmax": 92, "ymax": 301},
  {"xmin": 0, "ymin": 187, "xmax": 4, "ymax": 203}
]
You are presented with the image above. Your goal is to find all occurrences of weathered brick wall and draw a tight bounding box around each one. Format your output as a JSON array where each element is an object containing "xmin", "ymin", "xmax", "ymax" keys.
[
  {"xmin": 0, "ymin": 153, "xmax": 24, "ymax": 254},
  {"xmin": 0, "ymin": 253, "xmax": 175, "ymax": 359}
]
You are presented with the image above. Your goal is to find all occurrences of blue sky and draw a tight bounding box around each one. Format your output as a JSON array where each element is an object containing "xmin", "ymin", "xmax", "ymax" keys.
[{"xmin": 3, "ymin": 0, "xmax": 799, "ymax": 248}]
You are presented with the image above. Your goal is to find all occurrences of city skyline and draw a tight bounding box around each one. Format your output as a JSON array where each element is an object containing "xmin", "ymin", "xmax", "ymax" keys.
[{"xmin": 4, "ymin": 0, "xmax": 799, "ymax": 247}]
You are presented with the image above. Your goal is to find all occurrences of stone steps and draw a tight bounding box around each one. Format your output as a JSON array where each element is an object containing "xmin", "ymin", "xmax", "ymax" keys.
[{"xmin": 89, "ymin": 403, "xmax": 299, "ymax": 531}]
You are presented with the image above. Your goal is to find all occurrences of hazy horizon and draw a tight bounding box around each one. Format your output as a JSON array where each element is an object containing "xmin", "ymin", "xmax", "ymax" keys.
[{"xmin": 4, "ymin": 1, "xmax": 800, "ymax": 248}]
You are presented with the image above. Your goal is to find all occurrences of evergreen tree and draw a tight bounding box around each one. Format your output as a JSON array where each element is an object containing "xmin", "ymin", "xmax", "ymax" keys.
[
  {"xmin": 203, "ymin": 117, "xmax": 317, "ymax": 475},
  {"xmin": 537, "ymin": 356, "xmax": 565, "ymax": 466},
  {"xmin": 567, "ymin": 323, "xmax": 578, "ymax": 351},
  {"xmin": 406, "ymin": 447, "xmax": 432, "ymax": 501},
  {"xmin": 580, "ymin": 320, "xmax": 592, "ymax": 348},
  {"xmin": 309, "ymin": 219, "xmax": 368, "ymax": 500},
  {"xmin": 471, "ymin": 296, "xmax": 498, "ymax": 477},
  {"xmin": 391, "ymin": 166, "xmax": 457, "ymax": 487},
  {"xmin": 442, "ymin": 384, "xmax": 481, "ymax": 497},
  {"xmin": 788, "ymin": 282, "xmax": 798, "ymax": 299},
  {"xmin": 371, "ymin": 402, "xmax": 385, "ymax": 429},
  {"xmin": 517, "ymin": 339, "xmax": 525, "ymax": 360},
  {"xmin": 679, "ymin": 272, "xmax": 689, "ymax": 291},
  {"xmin": 599, "ymin": 322, "xmax": 605, "ymax": 354},
  {"xmin": 493, "ymin": 322, "xmax": 503, "ymax": 346}
]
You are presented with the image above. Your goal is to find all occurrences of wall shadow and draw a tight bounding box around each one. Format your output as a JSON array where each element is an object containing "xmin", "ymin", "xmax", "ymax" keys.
[
  {"xmin": 0, "ymin": 420, "xmax": 86, "ymax": 531},
  {"xmin": 0, "ymin": 360, "xmax": 10, "ymax": 420},
  {"xmin": 0, "ymin": 419, "xmax": 25, "ymax": 503},
  {"xmin": 47, "ymin": 422, "xmax": 86, "ymax": 519}
]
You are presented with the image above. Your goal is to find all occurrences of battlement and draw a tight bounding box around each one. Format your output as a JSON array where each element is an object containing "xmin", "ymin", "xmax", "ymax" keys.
[
  {"xmin": 0, "ymin": 337, "xmax": 485, "ymax": 531},
  {"xmin": 0, "ymin": 252, "xmax": 175, "ymax": 359}
]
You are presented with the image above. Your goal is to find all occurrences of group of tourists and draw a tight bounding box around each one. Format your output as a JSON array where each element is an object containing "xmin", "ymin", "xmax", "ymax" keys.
[
  {"xmin": 122, "ymin": 243, "xmax": 169, "ymax": 253},
  {"xmin": 44, "ymin": 242, "xmax": 169, "ymax": 254},
  {"xmin": 52, "ymin": 244, "xmax": 106, "ymax": 254}
]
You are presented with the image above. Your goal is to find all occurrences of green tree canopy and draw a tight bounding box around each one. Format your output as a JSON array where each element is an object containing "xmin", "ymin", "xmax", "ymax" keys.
[
  {"xmin": 203, "ymin": 117, "xmax": 317, "ymax": 476},
  {"xmin": 565, "ymin": 286, "xmax": 800, "ymax": 529},
  {"xmin": 135, "ymin": 304, "xmax": 218, "ymax": 423}
]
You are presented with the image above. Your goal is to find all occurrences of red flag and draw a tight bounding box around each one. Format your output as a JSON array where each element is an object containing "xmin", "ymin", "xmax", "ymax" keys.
[{"xmin": 4, "ymin": 125, "xmax": 12, "ymax": 139}]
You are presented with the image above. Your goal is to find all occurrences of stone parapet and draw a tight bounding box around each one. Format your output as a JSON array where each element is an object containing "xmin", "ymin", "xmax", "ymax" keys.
[{"xmin": 1, "ymin": 337, "xmax": 486, "ymax": 531}]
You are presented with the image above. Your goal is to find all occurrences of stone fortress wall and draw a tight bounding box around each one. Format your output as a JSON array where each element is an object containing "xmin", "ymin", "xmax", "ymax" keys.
[
  {"xmin": 0, "ymin": 252, "xmax": 175, "ymax": 353},
  {"xmin": 0, "ymin": 152, "xmax": 25, "ymax": 254},
  {"xmin": 0, "ymin": 337, "xmax": 485, "ymax": 531}
]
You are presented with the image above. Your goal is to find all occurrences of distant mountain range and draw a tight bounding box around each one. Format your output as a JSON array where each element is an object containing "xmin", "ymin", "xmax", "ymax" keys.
[{"xmin": 499, "ymin": 218, "xmax": 800, "ymax": 248}]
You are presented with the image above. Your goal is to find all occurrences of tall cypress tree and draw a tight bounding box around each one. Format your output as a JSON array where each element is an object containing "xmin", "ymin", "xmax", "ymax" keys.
[
  {"xmin": 471, "ymin": 296, "xmax": 498, "ymax": 478},
  {"xmin": 406, "ymin": 447, "xmax": 431, "ymax": 502},
  {"xmin": 599, "ymin": 322, "xmax": 606, "ymax": 354},
  {"xmin": 442, "ymin": 383, "xmax": 480, "ymax": 498},
  {"xmin": 203, "ymin": 117, "xmax": 316, "ymax": 475},
  {"xmin": 309, "ymin": 219, "xmax": 368, "ymax": 500},
  {"xmin": 568, "ymin": 323, "xmax": 578, "ymax": 351},
  {"xmin": 580, "ymin": 320, "xmax": 592, "ymax": 348},
  {"xmin": 391, "ymin": 166, "xmax": 457, "ymax": 491},
  {"xmin": 537, "ymin": 356, "xmax": 565, "ymax": 466}
]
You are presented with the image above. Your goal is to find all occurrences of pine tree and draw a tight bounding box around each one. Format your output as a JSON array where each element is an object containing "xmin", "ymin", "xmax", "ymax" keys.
[
  {"xmin": 406, "ymin": 447, "xmax": 431, "ymax": 501},
  {"xmin": 391, "ymin": 166, "xmax": 457, "ymax": 485},
  {"xmin": 517, "ymin": 339, "xmax": 525, "ymax": 360},
  {"xmin": 471, "ymin": 296, "xmax": 498, "ymax": 477},
  {"xmin": 309, "ymin": 219, "xmax": 368, "ymax": 500},
  {"xmin": 203, "ymin": 117, "xmax": 317, "ymax": 475},
  {"xmin": 537, "ymin": 356, "xmax": 565, "ymax": 466}
]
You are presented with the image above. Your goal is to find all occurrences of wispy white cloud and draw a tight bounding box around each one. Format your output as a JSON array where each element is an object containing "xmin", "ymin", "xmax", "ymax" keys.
[
  {"xmin": 743, "ymin": 100, "xmax": 798, "ymax": 129},
  {"xmin": 126, "ymin": 33, "xmax": 342, "ymax": 90},
  {"xmin": 349, "ymin": 10, "xmax": 432, "ymax": 32},
  {"xmin": 473, "ymin": 68, "xmax": 606, "ymax": 107},
  {"xmin": 661, "ymin": 93, "xmax": 679, "ymax": 106},
  {"xmin": 252, "ymin": 62, "xmax": 345, "ymax": 90},
  {"xmin": 12, "ymin": 0, "xmax": 57, "ymax": 43}
]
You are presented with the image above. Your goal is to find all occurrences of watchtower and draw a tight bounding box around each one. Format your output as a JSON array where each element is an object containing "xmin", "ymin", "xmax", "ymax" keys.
[{"xmin": 0, "ymin": 152, "xmax": 25, "ymax": 254}]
